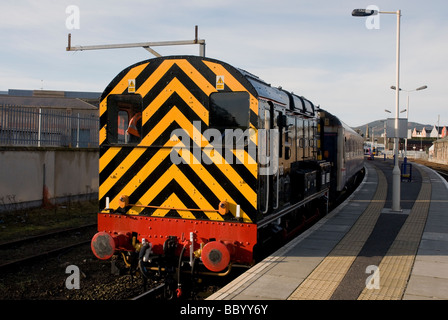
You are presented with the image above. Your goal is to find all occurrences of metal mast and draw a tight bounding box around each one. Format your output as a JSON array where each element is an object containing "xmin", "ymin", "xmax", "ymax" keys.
[{"xmin": 66, "ymin": 25, "xmax": 206, "ymax": 57}]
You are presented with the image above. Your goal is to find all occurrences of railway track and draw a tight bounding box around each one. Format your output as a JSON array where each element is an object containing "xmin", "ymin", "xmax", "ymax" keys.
[
  {"xmin": 0, "ymin": 224, "xmax": 97, "ymax": 271},
  {"xmin": 130, "ymin": 282, "xmax": 166, "ymax": 300},
  {"xmin": 435, "ymin": 170, "xmax": 448, "ymax": 181},
  {"xmin": 409, "ymin": 158, "xmax": 448, "ymax": 181}
]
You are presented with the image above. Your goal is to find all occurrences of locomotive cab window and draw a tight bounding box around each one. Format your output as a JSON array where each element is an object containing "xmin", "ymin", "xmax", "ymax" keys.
[
  {"xmin": 209, "ymin": 92, "xmax": 250, "ymax": 145},
  {"xmin": 107, "ymin": 94, "xmax": 143, "ymax": 144}
]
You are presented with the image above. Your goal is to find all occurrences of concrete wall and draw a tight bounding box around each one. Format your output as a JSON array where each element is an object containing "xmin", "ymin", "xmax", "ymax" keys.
[
  {"xmin": 432, "ymin": 137, "xmax": 448, "ymax": 164},
  {"xmin": 0, "ymin": 147, "xmax": 98, "ymax": 211}
]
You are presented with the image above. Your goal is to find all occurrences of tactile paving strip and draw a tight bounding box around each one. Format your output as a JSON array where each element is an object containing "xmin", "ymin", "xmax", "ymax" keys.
[
  {"xmin": 288, "ymin": 167, "xmax": 387, "ymax": 300},
  {"xmin": 358, "ymin": 167, "xmax": 431, "ymax": 300}
]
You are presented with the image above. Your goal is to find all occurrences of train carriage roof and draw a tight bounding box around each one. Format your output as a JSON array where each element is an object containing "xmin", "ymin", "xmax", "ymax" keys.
[
  {"xmin": 319, "ymin": 108, "xmax": 362, "ymax": 138},
  {"xmin": 238, "ymin": 67, "xmax": 315, "ymax": 116}
]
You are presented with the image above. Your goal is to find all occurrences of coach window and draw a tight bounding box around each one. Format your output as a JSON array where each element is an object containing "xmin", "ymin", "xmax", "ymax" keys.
[
  {"xmin": 284, "ymin": 116, "xmax": 295, "ymax": 161},
  {"xmin": 303, "ymin": 119, "xmax": 310, "ymax": 159},
  {"xmin": 209, "ymin": 92, "xmax": 250, "ymax": 145},
  {"xmin": 297, "ymin": 119, "xmax": 304, "ymax": 160},
  {"xmin": 107, "ymin": 94, "xmax": 143, "ymax": 144}
]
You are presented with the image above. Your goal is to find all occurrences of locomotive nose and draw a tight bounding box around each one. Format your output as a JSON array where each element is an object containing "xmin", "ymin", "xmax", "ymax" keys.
[{"xmin": 91, "ymin": 232, "xmax": 116, "ymax": 260}]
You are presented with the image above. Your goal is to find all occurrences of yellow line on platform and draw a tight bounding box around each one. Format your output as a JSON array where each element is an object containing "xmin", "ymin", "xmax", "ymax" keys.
[
  {"xmin": 358, "ymin": 167, "xmax": 431, "ymax": 300},
  {"xmin": 288, "ymin": 167, "xmax": 387, "ymax": 300}
]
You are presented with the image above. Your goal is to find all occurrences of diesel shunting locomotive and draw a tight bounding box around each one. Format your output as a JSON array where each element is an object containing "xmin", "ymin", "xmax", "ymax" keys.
[{"xmin": 91, "ymin": 55, "xmax": 364, "ymax": 297}]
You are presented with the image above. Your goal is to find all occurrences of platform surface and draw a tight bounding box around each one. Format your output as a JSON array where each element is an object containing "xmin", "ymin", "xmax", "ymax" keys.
[{"xmin": 207, "ymin": 159, "xmax": 448, "ymax": 300}]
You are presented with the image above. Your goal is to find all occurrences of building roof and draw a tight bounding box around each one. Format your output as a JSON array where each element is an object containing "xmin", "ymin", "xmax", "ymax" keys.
[
  {"xmin": 433, "ymin": 136, "xmax": 448, "ymax": 145},
  {"xmin": 7, "ymin": 89, "xmax": 101, "ymax": 100},
  {"xmin": 433, "ymin": 126, "xmax": 447, "ymax": 133},
  {"xmin": 0, "ymin": 94, "xmax": 97, "ymax": 110}
]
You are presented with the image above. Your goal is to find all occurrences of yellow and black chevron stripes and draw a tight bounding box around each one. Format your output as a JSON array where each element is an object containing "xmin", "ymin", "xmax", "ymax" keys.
[
  {"xmin": 203, "ymin": 60, "xmax": 258, "ymax": 116},
  {"xmin": 99, "ymin": 56, "xmax": 260, "ymax": 222}
]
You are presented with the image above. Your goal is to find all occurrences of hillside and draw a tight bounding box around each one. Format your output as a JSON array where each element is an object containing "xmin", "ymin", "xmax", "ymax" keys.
[{"xmin": 352, "ymin": 120, "xmax": 433, "ymax": 137}]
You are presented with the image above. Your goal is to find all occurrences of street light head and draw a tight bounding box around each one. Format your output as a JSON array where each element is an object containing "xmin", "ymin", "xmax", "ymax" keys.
[
  {"xmin": 352, "ymin": 9, "xmax": 378, "ymax": 17},
  {"xmin": 390, "ymin": 86, "xmax": 401, "ymax": 90},
  {"xmin": 385, "ymin": 109, "xmax": 392, "ymax": 113},
  {"xmin": 416, "ymin": 85, "xmax": 428, "ymax": 91}
]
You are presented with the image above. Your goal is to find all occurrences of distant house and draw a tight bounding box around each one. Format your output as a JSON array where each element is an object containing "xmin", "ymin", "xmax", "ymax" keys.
[
  {"xmin": 411, "ymin": 127, "xmax": 432, "ymax": 138},
  {"xmin": 429, "ymin": 125, "xmax": 447, "ymax": 139}
]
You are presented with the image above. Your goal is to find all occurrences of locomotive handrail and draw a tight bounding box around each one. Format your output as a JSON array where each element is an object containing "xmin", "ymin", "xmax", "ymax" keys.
[
  {"xmin": 118, "ymin": 194, "xmax": 230, "ymax": 215},
  {"xmin": 257, "ymin": 188, "xmax": 329, "ymax": 229},
  {"xmin": 129, "ymin": 204, "xmax": 220, "ymax": 212}
]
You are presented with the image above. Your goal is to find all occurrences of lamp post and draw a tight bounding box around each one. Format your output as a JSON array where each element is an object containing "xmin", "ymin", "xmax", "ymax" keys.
[
  {"xmin": 391, "ymin": 85, "xmax": 428, "ymax": 158},
  {"xmin": 352, "ymin": 8, "xmax": 402, "ymax": 212}
]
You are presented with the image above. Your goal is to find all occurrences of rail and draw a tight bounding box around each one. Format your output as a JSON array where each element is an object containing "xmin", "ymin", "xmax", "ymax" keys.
[
  {"xmin": 0, "ymin": 224, "xmax": 97, "ymax": 271},
  {"xmin": 129, "ymin": 283, "xmax": 166, "ymax": 300}
]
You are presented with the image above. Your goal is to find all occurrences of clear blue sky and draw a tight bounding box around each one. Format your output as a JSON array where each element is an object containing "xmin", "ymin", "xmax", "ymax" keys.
[{"xmin": 1, "ymin": 0, "xmax": 446, "ymax": 127}]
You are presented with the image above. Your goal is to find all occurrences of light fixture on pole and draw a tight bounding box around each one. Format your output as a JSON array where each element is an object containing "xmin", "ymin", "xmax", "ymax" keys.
[
  {"xmin": 352, "ymin": 8, "xmax": 402, "ymax": 212},
  {"xmin": 390, "ymin": 85, "xmax": 427, "ymax": 158}
]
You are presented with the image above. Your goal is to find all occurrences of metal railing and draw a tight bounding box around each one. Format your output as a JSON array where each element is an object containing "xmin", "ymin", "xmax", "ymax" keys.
[{"xmin": 0, "ymin": 105, "xmax": 99, "ymax": 147}]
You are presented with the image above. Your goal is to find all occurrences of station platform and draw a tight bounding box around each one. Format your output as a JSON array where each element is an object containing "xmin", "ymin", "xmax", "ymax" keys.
[{"xmin": 208, "ymin": 159, "xmax": 448, "ymax": 300}]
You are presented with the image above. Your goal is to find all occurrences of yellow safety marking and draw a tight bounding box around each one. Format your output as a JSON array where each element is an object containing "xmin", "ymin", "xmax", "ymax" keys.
[
  {"xmin": 101, "ymin": 113, "xmax": 253, "ymax": 220},
  {"xmin": 142, "ymin": 77, "xmax": 209, "ymax": 126},
  {"xmin": 358, "ymin": 167, "xmax": 431, "ymax": 300},
  {"xmin": 99, "ymin": 147, "xmax": 146, "ymax": 200},
  {"xmin": 202, "ymin": 60, "xmax": 258, "ymax": 115},
  {"xmin": 207, "ymin": 148, "xmax": 257, "ymax": 209},
  {"xmin": 98, "ymin": 58, "xmax": 258, "ymax": 221},
  {"xmin": 99, "ymin": 99, "xmax": 106, "ymax": 118},
  {"xmin": 146, "ymin": 166, "xmax": 221, "ymax": 220},
  {"xmin": 250, "ymin": 123, "xmax": 258, "ymax": 146},
  {"xmin": 174, "ymin": 59, "xmax": 217, "ymax": 96},
  {"xmin": 136, "ymin": 59, "xmax": 215, "ymax": 100},
  {"xmin": 174, "ymin": 139, "xmax": 253, "ymax": 222},
  {"xmin": 288, "ymin": 167, "xmax": 387, "ymax": 300},
  {"xmin": 134, "ymin": 59, "xmax": 176, "ymax": 98},
  {"xmin": 140, "ymin": 106, "xmax": 206, "ymax": 148},
  {"xmin": 99, "ymin": 147, "xmax": 121, "ymax": 173},
  {"xmin": 103, "ymin": 140, "xmax": 251, "ymax": 222},
  {"xmin": 232, "ymin": 148, "xmax": 257, "ymax": 178},
  {"xmin": 130, "ymin": 164, "xmax": 222, "ymax": 220},
  {"xmin": 99, "ymin": 126, "xmax": 107, "ymax": 145},
  {"xmin": 141, "ymin": 106, "xmax": 257, "ymax": 208},
  {"xmin": 108, "ymin": 147, "xmax": 171, "ymax": 210},
  {"xmin": 152, "ymin": 193, "xmax": 195, "ymax": 219},
  {"xmin": 99, "ymin": 62, "xmax": 149, "ymax": 118},
  {"xmin": 216, "ymin": 75, "xmax": 225, "ymax": 90}
]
